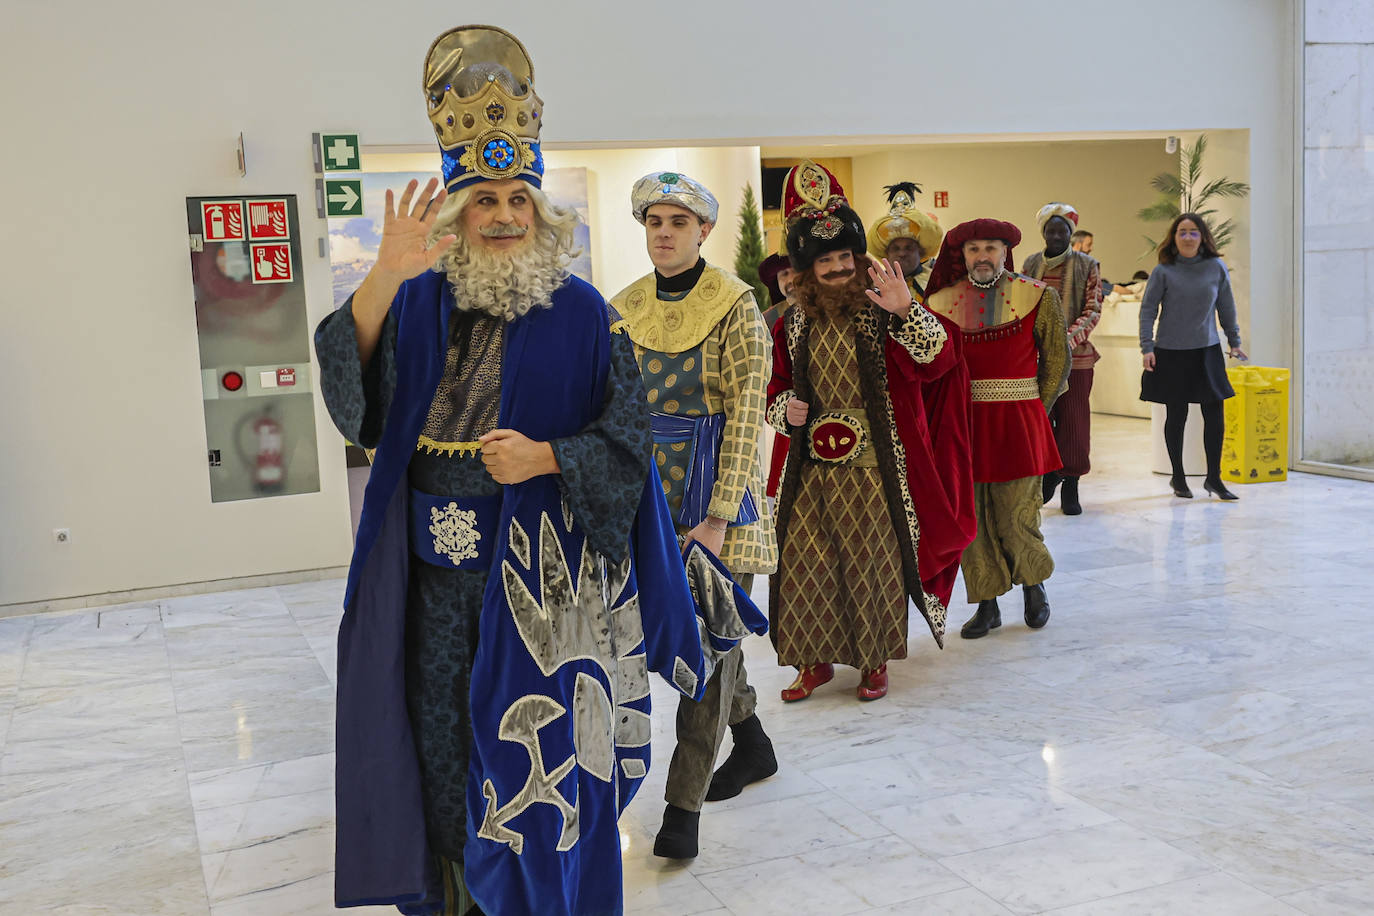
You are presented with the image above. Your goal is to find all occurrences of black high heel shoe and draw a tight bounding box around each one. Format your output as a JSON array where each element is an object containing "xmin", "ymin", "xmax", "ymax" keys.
[
  {"xmin": 1169, "ymin": 474, "xmax": 1193, "ymax": 499},
  {"xmin": 1204, "ymin": 478, "xmax": 1239, "ymax": 501}
]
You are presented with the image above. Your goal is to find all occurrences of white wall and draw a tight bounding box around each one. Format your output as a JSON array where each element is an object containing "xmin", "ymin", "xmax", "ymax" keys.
[
  {"xmin": 0, "ymin": 0, "xmax": 1297, "ymax": 606},
  {"xmin": 1303, "ymin": 0, "xmax": 1374, "ymax": 466}
]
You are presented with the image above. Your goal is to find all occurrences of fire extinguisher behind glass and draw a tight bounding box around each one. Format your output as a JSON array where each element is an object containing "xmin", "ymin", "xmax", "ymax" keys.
[{"xmin": 237, "ymin": 406, "xmax": 287, "ymax": 491}]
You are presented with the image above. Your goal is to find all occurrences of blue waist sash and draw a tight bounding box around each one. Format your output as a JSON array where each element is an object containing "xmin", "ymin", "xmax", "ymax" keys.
[
  {"xmin": 408, "ymin": 488, "xmax": 501, "ymax": 570},
  {"xmin": 649, "ymin": 411, "xmax": 759, "ymax": 530}
]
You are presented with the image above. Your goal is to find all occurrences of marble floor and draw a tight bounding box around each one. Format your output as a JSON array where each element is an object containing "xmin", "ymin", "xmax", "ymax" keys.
[{"xmin": 3, "ymin": 415, "xmax": 1373, "ymax": 915}]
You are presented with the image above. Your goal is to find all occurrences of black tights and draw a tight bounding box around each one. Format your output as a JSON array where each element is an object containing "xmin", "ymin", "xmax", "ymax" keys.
[{"xmin": 1164, "ymin": 400, "xmax": 1223, "ymax": 480}]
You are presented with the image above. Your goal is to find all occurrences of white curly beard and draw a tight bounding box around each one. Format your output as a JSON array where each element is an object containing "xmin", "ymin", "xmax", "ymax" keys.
[{"xmin": 437, "ymin": 230, "xmax": 568, "ymax": 320}]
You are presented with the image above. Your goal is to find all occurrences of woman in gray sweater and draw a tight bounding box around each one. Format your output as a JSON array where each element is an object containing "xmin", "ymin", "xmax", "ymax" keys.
[{"xmin": 1139, "ymin": 213, "xmax": 1248, "ymax": 500}]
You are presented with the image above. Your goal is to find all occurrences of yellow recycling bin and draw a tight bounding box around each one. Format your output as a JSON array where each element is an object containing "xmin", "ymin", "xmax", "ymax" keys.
[{"xmin": 1221, "ymin": 366, "xmax": 1289, "ymax": 484}]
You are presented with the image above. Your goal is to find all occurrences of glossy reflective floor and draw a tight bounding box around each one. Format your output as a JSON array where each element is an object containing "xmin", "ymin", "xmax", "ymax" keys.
[{"xmin": 3, "ymin": 416, "xmax": 1372, "ymax": 914}]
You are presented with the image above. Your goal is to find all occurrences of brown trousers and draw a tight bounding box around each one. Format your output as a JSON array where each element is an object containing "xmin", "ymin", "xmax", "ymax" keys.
[
  {"xmin": 961, "ymin": 477, "xmax": 1055, "ymax": 603},
  {"xmin": 664, "ymin": 576, "xmax": 758, "ymax": 812}
]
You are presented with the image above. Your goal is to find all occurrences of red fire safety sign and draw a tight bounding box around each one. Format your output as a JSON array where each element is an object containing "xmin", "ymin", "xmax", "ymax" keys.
[
  {"xmin": 201, "ymin": 200, "xmax": 245, "ymax": 241},
  {"xmin": 250, "ymin": 243, "xmax": 293, "ymax": 284},
  {"xmin": 246, "ymin": 198, "xmax": 290, "ymax": 240}
]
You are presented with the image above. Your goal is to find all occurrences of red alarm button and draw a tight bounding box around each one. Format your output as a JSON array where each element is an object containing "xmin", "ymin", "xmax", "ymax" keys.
[{"xmin": 221, "ymin": 371, "xmax": 245, "ymax": 392}]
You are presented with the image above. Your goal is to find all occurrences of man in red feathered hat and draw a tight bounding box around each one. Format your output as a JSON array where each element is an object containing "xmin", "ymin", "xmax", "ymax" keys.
[
  {"xmin": 766, "ymin": 161, "xmax": 975, "ymax": 702},
  {"xmin": 924, "ymin": 219, "xmax": 1071, "ymax": 639}
]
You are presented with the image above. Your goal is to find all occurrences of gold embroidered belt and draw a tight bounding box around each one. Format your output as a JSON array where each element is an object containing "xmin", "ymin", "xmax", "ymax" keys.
[
  {"xmin": 970, "ymin": 377, "xmax": 1040, "ymax": 403},
  {"xmin": 806, "ymin": 409, "xmax": 879, "ymax": 467}
]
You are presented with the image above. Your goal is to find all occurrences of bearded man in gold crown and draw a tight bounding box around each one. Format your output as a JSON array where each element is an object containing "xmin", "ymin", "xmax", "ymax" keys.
[{"xmin": 315, "ymin": 25, "xmax": 763, "ymax": 916}]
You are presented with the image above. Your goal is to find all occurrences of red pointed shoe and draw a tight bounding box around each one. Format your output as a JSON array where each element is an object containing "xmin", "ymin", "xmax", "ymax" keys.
[
  {"xmin": 781, "ymin": 664, "xmax": 834, "ymax": 702},
  {"xmin": 857, "ymin": 664, "xmax": 888, "ymax": 701}
]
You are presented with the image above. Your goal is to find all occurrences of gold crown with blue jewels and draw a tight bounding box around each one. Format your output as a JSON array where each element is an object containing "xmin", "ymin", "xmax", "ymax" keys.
[{"xmin": 423, "ymin": 25, "xmax": 545, "ymax": 192}]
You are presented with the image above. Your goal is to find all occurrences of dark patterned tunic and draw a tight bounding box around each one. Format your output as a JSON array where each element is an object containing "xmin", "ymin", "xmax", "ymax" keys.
[{"xmin": 775, "ymin": 313, "xmax": 906, "ymax": 669}]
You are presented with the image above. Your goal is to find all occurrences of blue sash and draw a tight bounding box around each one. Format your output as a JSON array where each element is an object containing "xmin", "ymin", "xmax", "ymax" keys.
[{"xmin": 649, "ymin": 411, "xmax": 759, "ymax": 529}]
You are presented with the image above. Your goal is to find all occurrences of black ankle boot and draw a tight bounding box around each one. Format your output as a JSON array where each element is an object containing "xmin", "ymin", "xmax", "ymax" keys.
[
  {"xmin": 705, "ymin": 714, "xmax": 778, "ymax": 802},
  {"xmin": 1204, "ymin": 477, "xmax": 1239, "ymax": 501},
  {"xmin": 960, "ymin": 598, "xmax": 1002, "ymax": 639},
  {"xmin": 653, "ymin": 804, "xmax": 700, "ymax": 859},
  {"xmin": 1060, "ymin": 477, "xmax": 1082, "ymax": 515},
  {"xmin": 1042, "ymin": 472, "xmax": 1061, "ymax": 505},
  {"xmin": 1169, "ymin": 474, "xmax": 1193, "ymax": 498},
  {"xmin": 1023, "ymin": 583, "xmax": 1051, "ymax": 628}
]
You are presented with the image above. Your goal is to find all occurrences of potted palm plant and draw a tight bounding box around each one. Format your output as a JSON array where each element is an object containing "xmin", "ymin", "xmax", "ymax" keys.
[{"xmin": 1139, "ymin": 133, "xmax": 1250, "ymax": 253}]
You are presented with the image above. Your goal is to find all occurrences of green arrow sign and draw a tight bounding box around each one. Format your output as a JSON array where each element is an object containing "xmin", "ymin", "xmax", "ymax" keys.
[
  {"xmin": 321, "ymin": 133, "xmax": 360, "ymax": 171},
  {"xmin": 325, "ymin": 179, "xmax": 363, "ymax": 217}
]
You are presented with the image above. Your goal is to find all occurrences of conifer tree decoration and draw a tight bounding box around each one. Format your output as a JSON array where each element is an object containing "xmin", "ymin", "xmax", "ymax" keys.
[{"xmin": 733, "ymin": 184, "xmax": 769, "ymax": 309}]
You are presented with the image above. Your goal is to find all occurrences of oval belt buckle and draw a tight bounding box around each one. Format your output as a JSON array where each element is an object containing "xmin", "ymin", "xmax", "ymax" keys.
[{"xmin": 809, "ymin": 415, "xmax": 864, "ymax": 463}]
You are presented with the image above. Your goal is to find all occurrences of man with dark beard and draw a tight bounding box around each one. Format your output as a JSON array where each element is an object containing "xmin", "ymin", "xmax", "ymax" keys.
[
  {"xmin": 313, "ymin": 26, "xmax": 757, "ymax": 916},
  {"xmin": 923, "ymin": 219, "xmax": 1071, "ymax": 640},
  {"xmin": 766, "ymin": 161, "xmax": 974, "ymax": 702},
  {"xmin": 1022, "ymin": 203, "xmax": 1102, "ymax": 516}
]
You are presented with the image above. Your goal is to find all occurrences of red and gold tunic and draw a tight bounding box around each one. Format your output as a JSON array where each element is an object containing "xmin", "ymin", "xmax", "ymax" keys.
[{"xmin": 927, "ymin": 273, "xmax": 1070, "ymax": 483}]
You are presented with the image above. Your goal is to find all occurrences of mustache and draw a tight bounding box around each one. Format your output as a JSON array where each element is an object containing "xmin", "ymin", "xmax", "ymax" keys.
[
  {"xmin": 971, "ymin": 261, "xmax": 998, "ymax": 271},
  {"xmin": 479, "ymin": 224, "xmax": 529, "ymax": 239},
  {"xmin": 821, "ymin": 268, "xmax": 856, "ymax": 281}
]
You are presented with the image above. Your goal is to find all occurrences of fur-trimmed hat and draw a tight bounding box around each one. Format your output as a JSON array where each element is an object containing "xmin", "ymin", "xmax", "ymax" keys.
[{"xmin": 781, "ymin": 160, "xmax": 866, "ymax": 271}]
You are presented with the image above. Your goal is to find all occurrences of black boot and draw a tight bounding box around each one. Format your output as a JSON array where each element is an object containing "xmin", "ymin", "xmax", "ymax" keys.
[
  {"xmin": 1042, "ymin": 472, "xmax": 1061, "ymax": 505},
  {"xmin": 1023, "ymin": 583, "xmax": 1051, "ymax": 628},
  {"xmin": 1203, "ymin": 477, "xmax": 1239, "ymax": 501},
  {"xmin": 1170, "ymin": 474, "xmax": 1193, "ymax": 498},
  {"xmin": 960, "ymin": 598, "xmax": 1002, "ymax": 639},
  {"xmin": 1060, "ymin": 477, "xmax": 1082, "ymax": 516},
  {"xmin": 705, "ymin": 714, "xmax": 778, "ymax": 802},
  {"xmin": 653, "ymin": 804, "xmax": 700, "ymax": 859}
]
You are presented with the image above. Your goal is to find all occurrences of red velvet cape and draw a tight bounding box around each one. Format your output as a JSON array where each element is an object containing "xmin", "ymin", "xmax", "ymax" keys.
[{"xmin": 888, "ymin": 312, "xmax": 977, "ymax": 608}]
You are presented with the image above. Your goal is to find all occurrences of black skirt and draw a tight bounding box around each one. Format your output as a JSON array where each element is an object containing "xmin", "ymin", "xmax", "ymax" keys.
[{"xmin": 1140, "ymin": 344, "xmax": 1235, "ymax": 404}]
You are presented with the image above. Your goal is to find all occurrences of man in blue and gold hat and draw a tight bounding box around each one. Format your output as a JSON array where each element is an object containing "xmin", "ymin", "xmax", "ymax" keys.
[
  {"xmin": 611, "ymin": 172, "xmax": 778, "ymax": 860},
  {"xmin": 315, "ymin": 25, "xmax": 762, "ymax": 916}
]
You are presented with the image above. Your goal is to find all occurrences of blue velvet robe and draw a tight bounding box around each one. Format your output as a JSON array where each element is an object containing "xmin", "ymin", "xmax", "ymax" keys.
[{"xmin": 320, "ymin": 271, "xmax": 712, "ymax": 915}]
